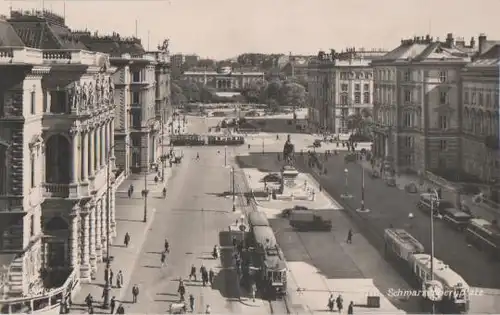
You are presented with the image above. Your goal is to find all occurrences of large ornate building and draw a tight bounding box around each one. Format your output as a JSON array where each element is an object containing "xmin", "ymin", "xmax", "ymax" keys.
[
  {"xmin": 182, "ymin": 67, "xmax": 264, "ymax": 91},
  {"xmin": 0, "ymin": 9, "xmax": 169, "ymax": 312},
  {"xmin": 76, "ymin": 32, "xmax": 169, "ymax": 174},
  {"xmin": 307, "ymin": 48, "xmax": 387, "ymax": 133},
  {"xmin": 461, "ymin": 37, "xmax": 499, "ymax": 184}
]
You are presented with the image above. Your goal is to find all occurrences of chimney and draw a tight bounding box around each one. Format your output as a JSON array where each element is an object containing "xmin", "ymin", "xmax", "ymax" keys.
[
  {"xmin": 470, "ymin": 37, "xmax": 476, "ymax": 48},
  {"xmin": 446, "ymin": 33, "xmax": 454, "ymax": 47},
  {"xmin": 478, "ymin": 33, "xmax": 487, "ymax": 54}
]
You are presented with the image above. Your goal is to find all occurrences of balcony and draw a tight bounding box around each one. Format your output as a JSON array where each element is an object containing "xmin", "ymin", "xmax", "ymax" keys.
[
  {"xmin": 0, "ymin": 47, "xmax": 43, "ymax": 65},
  {"xmin": 42, "ymin": 49, "xmax": 101, "ymax": 66},
  {"xmin": 43, "ymin": 182, "xmax": 90, "ymax": 199}
]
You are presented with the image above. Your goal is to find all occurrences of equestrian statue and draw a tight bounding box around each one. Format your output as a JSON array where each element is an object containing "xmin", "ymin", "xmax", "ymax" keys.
[{"xmin": 282, "ymin": 134, "xmax": 295, "ymax": 166}]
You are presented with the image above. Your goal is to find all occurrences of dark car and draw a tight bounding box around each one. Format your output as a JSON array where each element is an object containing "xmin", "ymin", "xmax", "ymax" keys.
[
  {"xmin": 261, "ymin": 173, "xmax": 281, "ymax": 183},
  {"xmin": 313, "ymin": 140, "xmax": 322, "ymax": 148},
  {"xmin": 281, "ymin": 205, "xmax": 309, "ymax": 218},
  {"xmin": 441, "ymin": 208, "xmax": 472, "ymax": 231}
]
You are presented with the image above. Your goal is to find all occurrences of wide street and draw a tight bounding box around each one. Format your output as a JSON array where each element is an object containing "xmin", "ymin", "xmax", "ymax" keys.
[
  {"xmin": 237, "ymin": 150, "xmax": 500, "ymax": 289},
  {"xmin": 119, "ymin": 119, "xmax": 251, "ymax": 314}
]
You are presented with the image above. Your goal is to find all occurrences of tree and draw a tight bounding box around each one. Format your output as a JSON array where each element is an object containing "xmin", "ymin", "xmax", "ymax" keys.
[
  {"xmin": 200, "ymin": 85, "xmax": 216, "ymax": 103},
  {"xmin": 242, "ymin": 79, "xmax": 267, "ymax": 103},
  {"xmin": 197, "ymin": 59, "xmax": 215, "ymax": 69},
  {"xmin": 170, "ymin": 82, "xmax": 187, "ymax": 106},
  {"xmin": 268, "ymin": 98, "xmax": 280, "ymax": 112},
  {"xmin": 261, "ymin": 80, "xmax": 282, "ymax": 103},
  {"xmin": 346, "ymin": 113, "xmax": 363, "ymax": 134},
  {"xmin": 279, "ymin": 82, "xmax": 306, "ymax": 109}
]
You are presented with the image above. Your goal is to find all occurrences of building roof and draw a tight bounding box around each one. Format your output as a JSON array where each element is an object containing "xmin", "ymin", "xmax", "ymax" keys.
[
  {"xmin": 0, "ymin": 19, "xmax": 24, "ymax": 46},
  {"xmin": 375, "ymin": 36, "xmax": 472, "ymax": 64},
  {"xmin": 7, "ymin": 10, "xmax": 86, "ymax": 49},
  {"xmin": 74, "ymin": 32, "xmax": 145, "ymax": 57},
  {"xmin": 467, "ymin": 44, "xmax": 500, "ymax": 68}
]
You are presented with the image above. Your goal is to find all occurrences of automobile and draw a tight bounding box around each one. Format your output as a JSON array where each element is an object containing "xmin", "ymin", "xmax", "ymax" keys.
[
  {"xmin": 344, "ymin": 153, "xmax": 357, "ymax": 163},
  {"xmin": 289, "ymin": 209, "xmax": 332, "ymax": 231},
  {"xmin": 441, "ymin": 208, "xmax": 472, "ymax": 231},
  {"xmin": 281, "ymin": 205, "xmax": 309, "ymax": 218},
  {"xmin": 370, "ymin": 170, "xmax": 380, "ymax": 179},
  {"xmin": 417, "ymin": 193, "xmax": 455, "ymax": 216},
  {"xmin": 261, "ymin": 173, "xmax": 281, "ymax": 183},
  {"xmin": 405, "ymin": 183, "xmax": 418, "ymax": 193},
  {"xmin": 313, "ymin": 139, "xmax": 322, "ymax": 148},
  {"xmin": 386, "ymin": 177, "xmax": 396, "ymax": 187}
]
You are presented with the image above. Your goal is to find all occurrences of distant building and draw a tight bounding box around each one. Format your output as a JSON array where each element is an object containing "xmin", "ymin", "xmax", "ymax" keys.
[
  {"xmin": 461, "ymin": 36, "xmax": 499, "ymax": 183},
  {"xmin": 182, "ymin": 67, "xmax": 264, "ymax": 92},
  {"xmin": 307, "ymin": 48, "xmax": 387, "ymax": 133},
  {"xmin": 371, "ymin": 34, "xmax": 474, "ymax": 174},
  {"xmin": 183, "ymin": 54, "xmax": 199, "ymax": 68}
]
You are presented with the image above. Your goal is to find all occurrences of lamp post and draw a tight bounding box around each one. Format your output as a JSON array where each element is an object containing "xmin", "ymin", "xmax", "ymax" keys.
[
  {"xmin": 160, "ymin": 106, "xmax": 166, "ymax": 182},
  {"xmin": 231, "ymin": 166, "xmax": 236, "ymax": 212},
  {"xmin": 262, "ymin": 138, "xmax": 264, "ymax": 154},
  {"xmin": 429, "ymin": 189, "xmax": 440, "ymax": 314},
  {"xmin": 341, "ymin": 168, "xmax": 352, "ymax": 199},
  {"xmin": 357, "ymin": 165, "xmax": 368, "ymax": 212},
  {"xmin": 142, "ymin": 169, "xmax": 149, "ymax": 222},
  {"xmin": 224, "ymin": 145, "xmax": 227, "ymax": 167}
]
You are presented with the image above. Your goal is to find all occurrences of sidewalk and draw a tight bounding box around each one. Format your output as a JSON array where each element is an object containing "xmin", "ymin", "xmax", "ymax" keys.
[
  {"xmin": 70, "ymin": 170, "xmax": 171, "ymax": 314},
  {"xmin": 358, "ymin": 159, "xmax": 500, "ymax": 222}
]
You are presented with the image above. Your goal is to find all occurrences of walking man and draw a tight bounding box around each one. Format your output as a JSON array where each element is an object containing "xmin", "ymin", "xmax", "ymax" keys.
[
  {"xmin": 347, "ymin": 301, "xmax": 354, "ymax": 314},
  {"xmin": 336, "ymin": 295, "xmax": 343, "ymax": 314},
  {"xmin": 109, "ymin": 269, "xmax": 114, "ymax": 287},
  {"xmin": 346, "ymin": 229, "xmax": 353, "ymax": 244},
  {"xmin": 124, "ymin": 232, "xmax": 131, "ymax": 247},
  {"xmin": 116, "ymin": 270, "xmax": 123, "ymax": 288},
  {"xmin": 132, "ymin": 284, "xmax": 139, "ymax": 303},
  {"xmin": 161, "ymin": 251, "xmax": 166, "ymax": 267},
  {"xmin": 110, "ymin": 296, "xmax": 116, "ymax": 314},
  {"xmin": 189, "ymin": 265, "xmax": 197, "ymax": 281},
  {"xmin": 189, "ymin": 294, "xmax": 195, "ymax": 312}
]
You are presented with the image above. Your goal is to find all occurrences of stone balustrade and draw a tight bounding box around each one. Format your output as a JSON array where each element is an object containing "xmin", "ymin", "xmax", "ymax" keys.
[
  {"xmin": 0, "ymin": 47, "xmax": 43, "ymax": 65},
  {"xmin": 43, "ymin": 183, "xmax": 70, "ymax": 198},
  {"xmin": 0, "ymin": 268, "xmax": 78, "ymax": 315},
  {"xmin": 0, "ymin": 47, "xmax": 106, "ymax": 67}
]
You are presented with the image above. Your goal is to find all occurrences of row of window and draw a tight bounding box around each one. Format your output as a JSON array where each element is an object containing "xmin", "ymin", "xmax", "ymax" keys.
[
  {"xmin": 402, "ymin": 137, "xmax": 448, "ymax": 151},
  {"xmin": 378, "ymin": 111, "xmax": 450, "ymax": 130},
  {"xmin": 341, "ymin": 83, "xmax": 370, "ymax": 92},
  {"xmin": 374, "ymin": 69, "xmax": 448, "ymax": 82},
  {"xmin": 463, "ymin": 90, "xmax": 499, "ymax": 108},
  {"xmin": 339, "ymin": 92, "xmax": 370, "ymax": 105},
  {"xmin": 374, "ymin": 88, "xmax": 449, "ymax": 105},
  {"xmin": 339, "ymin": 72, "xmax": 372, "ymax": 80}
]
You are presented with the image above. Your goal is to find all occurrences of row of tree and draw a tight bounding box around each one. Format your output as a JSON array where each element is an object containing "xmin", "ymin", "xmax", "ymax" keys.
[{"xmin": 171, "ymin": 78, "xmax": 308, "ymax": 110}]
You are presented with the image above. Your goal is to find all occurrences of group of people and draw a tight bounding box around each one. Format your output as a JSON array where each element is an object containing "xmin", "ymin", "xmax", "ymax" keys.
[{"xmin": 327, "ymin": 294, "xmax": 354, "ymax": 314}]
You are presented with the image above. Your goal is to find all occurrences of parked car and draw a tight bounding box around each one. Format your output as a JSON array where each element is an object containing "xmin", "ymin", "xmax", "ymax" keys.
[
  {"xmin": 262, "ymin": 173, "xmax": 281, "ymax": 183},
  {"xmin": 313, "ymin": 139, "xmax": 322, "ymax": 148},
  {"xmin": 386, "ymin": 177, "xmax": 396, "ymax": 187},
  {"xmin": 281, "ymin": 205, "xmax": 309, "ymax": 218},
  {"xmin": 441, "ymin": 208, "xmax": 472, "ymax": 231}
]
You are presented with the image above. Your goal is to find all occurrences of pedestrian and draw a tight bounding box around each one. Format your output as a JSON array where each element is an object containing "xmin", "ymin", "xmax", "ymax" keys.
[
  {"xmin": 109, "ymin": 269, "xmax": 114, "ymax": 287},
  {"xmin": 336, "ymin": 295, "xmax": 343, "ymax": 313},
  {"xmin": 189, "ymin": 294, "xmax": 195, "ymax": 312},
  {"xmin": 346, "ymin": 229, "xmax": 353, "ymax": 244},
  {"xmin": 189, "ymin": 264, "xmax": 197, "ymax": 281},
  {"xmin": 161, "ymin": 251, "xmax": 166, "ymax": 267},
  {"xmin": 116, "ymin": 304, "xmax": 125, "ymax": 314},
  {"xmin": 132, "ymin": 284, "xmax": 139, "ymax": 303},
  {"xmin": 205, "ymin": 304, "xmax": 211, "ymax": 314},
  {"xmin": 85, "ymin": 293, "xmax": 93, "ymax": 313},
  {"xmin": 327, "ymin": 294, "xmax": 334, "ymax": 311},
  {"xmin": 110, "ymin": 296, "xmax": 116, "ymax": 314},
  {"xmin": 124, "ymin": 232, "xmax": 130, "ymax": 247},
  {"xmin": 251, "ymin": 282, "xmax": 256, "ymax": 302},
  {"xmin": 116, "ymin": 270, "xmax": 123, "ymax": 288},
  {"xmin": 347, "ymin": 301, "xmax": 354, "ymax": 314},
  {"xmin": 164, "ymin": 239, "xmax": 170, "ymax": 253},
  {"xmin": 209, "ymin": 268, "xmax": 215, "ymax": 286}
]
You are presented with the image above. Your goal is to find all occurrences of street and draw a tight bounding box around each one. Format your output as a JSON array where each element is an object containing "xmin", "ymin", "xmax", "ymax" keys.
[
  {"xmin": 119, "ymin": 120, "xmax": 256, "ymax": 314},
  {"xmin": 235, "ymin": 152, "xmax": 500, "ymax": 290}
]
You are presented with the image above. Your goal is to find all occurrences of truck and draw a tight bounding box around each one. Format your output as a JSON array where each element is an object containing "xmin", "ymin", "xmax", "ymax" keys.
[{"xmin": 288, "ymin": 209, "xmax": 332, "ymax": 231}]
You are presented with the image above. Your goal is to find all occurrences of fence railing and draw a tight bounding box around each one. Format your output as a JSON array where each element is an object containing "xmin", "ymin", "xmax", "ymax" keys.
[{"xmin": 0, "ymin": 268, "xmax": 79, "ymax": 314}]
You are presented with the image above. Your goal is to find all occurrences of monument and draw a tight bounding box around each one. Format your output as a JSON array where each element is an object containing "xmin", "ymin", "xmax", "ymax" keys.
[{"xmin": 281, "ymin": 135, "xmax": 299, "ymax": 193}]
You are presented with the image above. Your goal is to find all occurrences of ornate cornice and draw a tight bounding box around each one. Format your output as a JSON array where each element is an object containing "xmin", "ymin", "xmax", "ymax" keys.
[{"xmin": 27, "ymin": 66, "xmax": 51, "ymax": 78}]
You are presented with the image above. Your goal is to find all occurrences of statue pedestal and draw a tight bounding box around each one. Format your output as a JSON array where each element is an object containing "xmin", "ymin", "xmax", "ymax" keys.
[{"xmin": 281, "ymin": 166, "xmax": 299, "ymax": 196}]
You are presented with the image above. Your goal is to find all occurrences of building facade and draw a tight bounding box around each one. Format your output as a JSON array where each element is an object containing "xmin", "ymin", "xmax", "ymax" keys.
[
  {"xmin": 0, "ymin": 10, "xmax": 117, "ymax": 303},
  {"xmin": 308, "ymin": 48, "xmax": 386, "ymax": 133},
  {"xmin": 371, "ymin": 34, "xmax": 473, "ymax": 173},
  {"xmin": 461, "ymin": 43, "xmax": 500, "ymax": 183},
  {"xmin": 75, "ymin": 33, "xmax": 164, "ymax": 174},
  {"xmin": 182, "ymin": 67, "xmax": 264, "ymax": 91}
]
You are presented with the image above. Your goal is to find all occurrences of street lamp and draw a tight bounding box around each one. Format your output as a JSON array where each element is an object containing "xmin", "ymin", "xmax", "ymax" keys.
[
  {"xmin": 224, "ymin": 145, "xmax": 227, "ymax": 167},
  {"xmin": 341, "ymin": 168, "xmax": 352, "ymax": 199},
  {"xmin": 231, "ymin": 166, "xmax": 236, "ymax": 211},
  {"xmin": 261, "ymin": 138, "xmax": 264, "ymax": 154},
  {"xmin": 357, "ymin": 165, "xmax": 368, "ymax": 212},
  {"xmin": 428, "ymin": 189, "xmax": 440, "ymax": 314}
]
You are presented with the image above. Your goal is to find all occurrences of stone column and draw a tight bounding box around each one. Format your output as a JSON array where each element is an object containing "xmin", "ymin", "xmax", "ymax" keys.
[
  {"xmin": 95, "ymin": 201, "xmax": 102, "ymax": 262},
  {"xmin": 89, "ymin": 128, "xmax": 95, "ymax": 177},
  {"xmin": 80, "ymin": 209, "xmax": 91, "ymax": 282},
  {"xmin": 89, "ymin": 203, "xmax": 97, "ymax": 273},
  {"xmin": 110, "ymin": 188, "xmax": 116, "ymax": 237},
  {"xmin": 71, "ymin": 130, "xmax": 79, "ymax": 183},
  {"xmin": 101, "ymin": 124, "xmax": 106, "ymax": 166},
  {"xmin": 101, "ymin": 197, "xmax": 108, "ymax": 255},
  {"xmin": 69, "ymin": 205, "xmax": 80, "ymax": 270},
  {"xmin": 110, "ymin": 119, "xmax": 115, "ymax": 158},
  {"xmin": 82, "ymin": 131, "xmax": 89, "ymax": 181},
  {"xmin": 96, "ymin": 126, "xmax": 101, "ymax": 170}
]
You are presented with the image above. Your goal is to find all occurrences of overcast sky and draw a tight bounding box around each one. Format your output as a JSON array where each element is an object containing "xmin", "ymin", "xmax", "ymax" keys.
[{"xmin": 0, "ymin": 0, "xmax": 497, "ymax": 59}]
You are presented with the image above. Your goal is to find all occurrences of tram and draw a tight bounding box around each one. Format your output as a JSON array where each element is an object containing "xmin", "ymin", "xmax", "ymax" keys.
[
  {"xmin": 384, "ymin": 228, "xmax": 470, "ymax": 313},
  {"xmin": 248, "ymin": 211, "xmax": 271, "ymax": 229},
  {"xmin": 249, "ymin": 226, "xmax": 287, "ymax": 298}
]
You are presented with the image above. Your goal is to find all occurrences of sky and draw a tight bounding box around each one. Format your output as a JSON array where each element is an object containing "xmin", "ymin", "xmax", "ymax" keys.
[{"xmin": 0, "ymin": 0, "xmax": 498, "ymax": 60}]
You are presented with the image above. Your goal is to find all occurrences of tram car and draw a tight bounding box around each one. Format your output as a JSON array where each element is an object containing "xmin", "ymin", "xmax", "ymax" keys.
[
  {"xmin": 248, "ymin": 211, "xmax": 271, "ymax": 229},
  {"xmin": 384, "ymin": 228, "xmax": 470, "ymax": 314},
  {"xmin": 249, "ymin": 225, "xmax": 287, "ymax": 298},
  {"xmin": 170, "ymin": 134, "xmax": 205, "ymax": 146},
  {"xmin": 207, "ymin": 135, "xmax": 244, "ymax": 146}
]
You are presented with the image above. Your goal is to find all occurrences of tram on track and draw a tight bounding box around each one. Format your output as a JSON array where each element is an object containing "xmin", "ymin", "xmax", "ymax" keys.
[{"xmin": 384, "ymin": 228, "xmax": 470, "ymax": 314}]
